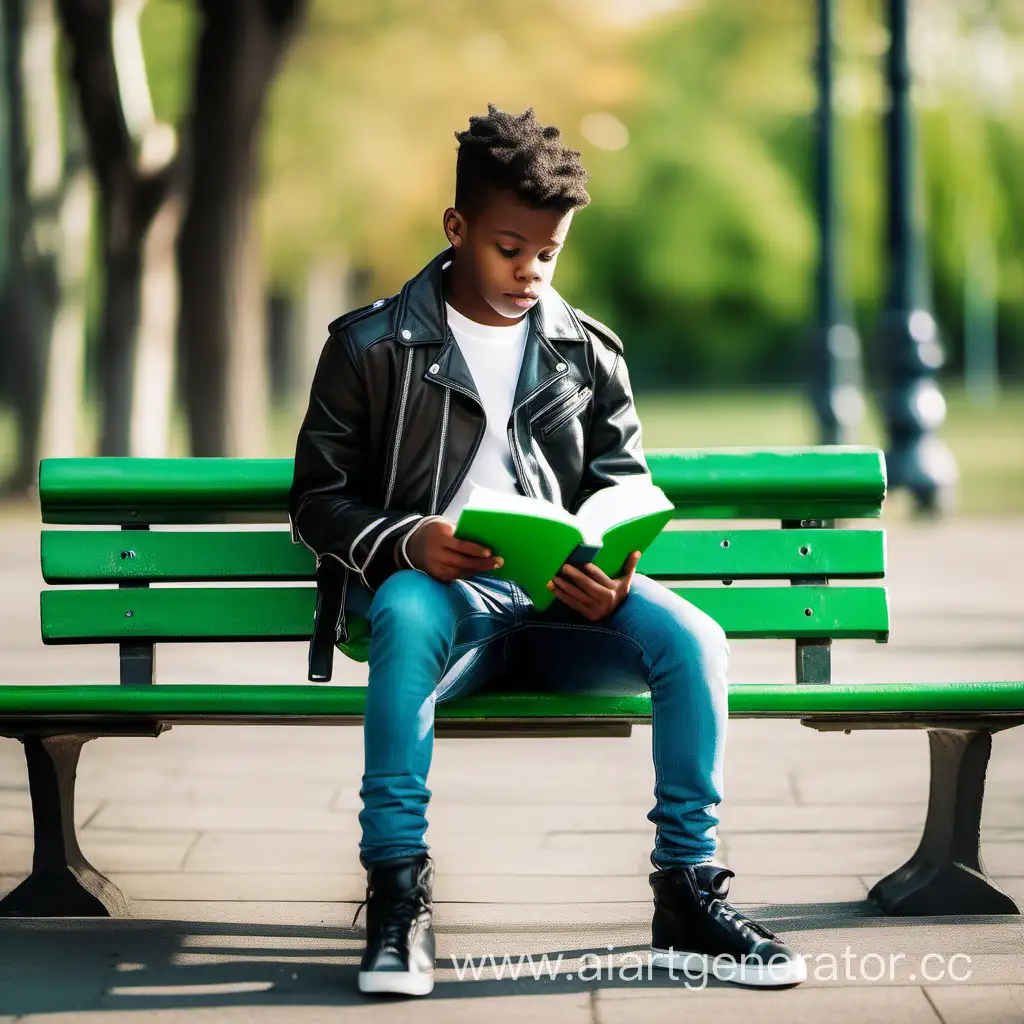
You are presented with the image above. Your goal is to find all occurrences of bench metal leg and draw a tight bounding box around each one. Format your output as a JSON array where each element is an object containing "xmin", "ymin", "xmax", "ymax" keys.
[
  {"xmin": 869, "ymin": 728, "xmax": 1020, "ymax": 916},
  {"xmin": 0, "ymin": 735, "xmax": 130, "ymax": 917}
]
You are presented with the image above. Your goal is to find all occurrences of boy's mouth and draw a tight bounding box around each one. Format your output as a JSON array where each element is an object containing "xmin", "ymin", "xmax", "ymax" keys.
[{"xmin": 506, "ymin": 292, "xmax": 539, "ymax": 309}]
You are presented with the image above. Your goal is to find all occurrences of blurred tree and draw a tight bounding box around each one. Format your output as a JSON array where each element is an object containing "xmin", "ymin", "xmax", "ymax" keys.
[
  {"xmin": 72, "ymin": 0, "xmax": 1024, "ymax": 425},
  {"xmin": 56, "ymin": 0, "xmax": 179, "ymax": 456},
  {"xmin": 177, "ymin": 0, "xmax": 306, "ymax": 457},
  {"xmin": 257, "ymin": 0, "xmax": 632, "ymax": 297},
  {"xmin": 1, "ymin": 0, "xmax": 60, "ymax": 490}
]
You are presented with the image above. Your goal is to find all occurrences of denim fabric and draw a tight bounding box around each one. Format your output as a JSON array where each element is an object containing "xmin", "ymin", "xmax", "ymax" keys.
[{"xmin": 345, "ymin": 569, "xmax": 730, "ymax": 870}]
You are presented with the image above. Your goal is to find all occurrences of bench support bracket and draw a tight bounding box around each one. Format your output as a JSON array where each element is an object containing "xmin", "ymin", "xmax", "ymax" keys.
[
  {"xmin": 869, "ymin": 727, "xmax": 1020, "ymax": 915},
  {"xmin": 0, "ymin": 735, "xmax": 130, "ymax": 917}
]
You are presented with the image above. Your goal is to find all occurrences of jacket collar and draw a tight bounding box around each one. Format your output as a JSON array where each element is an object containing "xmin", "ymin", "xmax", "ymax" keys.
[
  {"xmin": 394, "ymin": 247, "xmax": 588, "ymax": 347},
  {"xmin": 394, "ymin": 248, "xmax": 587, "ymax": 413}
]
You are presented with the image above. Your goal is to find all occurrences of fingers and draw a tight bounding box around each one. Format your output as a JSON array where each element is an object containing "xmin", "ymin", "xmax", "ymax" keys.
[
  {"xmin": 450, "ymin": 538, "xmax": 493, "ymax": 559},
  {"xmin": 442, "ymin": 552, "xmax": 503, "ymax": 574},
  {"xmin": 548, "ymin": 574, "xmax": 600, "ymax": 617},
  {"xmin": 559, "ymin": 563, "xmax": 612, "ymax": 600},
  {"xmin": 437, "ymin": 524, "xmax": 493, "ymax": 560},
  {"xmin": 620, "ymin": 550, "xmax": 641, "ymax": 581},
  {"xmin": 577, "ymin": 562, "xmax": 615, "ymax": 588}
]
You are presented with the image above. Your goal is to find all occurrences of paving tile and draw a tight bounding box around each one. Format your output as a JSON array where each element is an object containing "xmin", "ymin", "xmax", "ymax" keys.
[
  {"xmin": 925, "ymin": 984, "xmax": 1024, "ymax": 1023},
  {"xmin": 87, "ymin": 804, "xmax": 361, "ymax": 835},
  {"xmin": 85, "ymin": 871, "xmax": 658, "ymax": 904},
  {"xmin": 992, "ymin": 876, "xmax": 1024, "ymax": 905},
  {"xmin": 717, "ymin": 802, "xmax": 928, "ymax": 833},
  {"xmin": 724, "ymin": 830, "xmax": 923, "ymax": 877},
  {"xmin": 80, "ymin": 829, "xmax": 200, "ymax": 874},
  {"xmin": 595, "ymin": 985, "xmax": 942, "ymax": 1023},
  {"xmin": 21, "ymin": 996, "xmax": 594, "ymax": 1023},
  {"xmin": 0, "ymin": 798, "xmax": 104, "ymax": 836},
  {"xmin": 1, "ymin": 829, "xmax": 205, "ymax": 877}
]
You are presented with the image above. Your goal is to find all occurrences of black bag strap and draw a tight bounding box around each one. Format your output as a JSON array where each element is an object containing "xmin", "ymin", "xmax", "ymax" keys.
[{"xmin": 309, "ymin": 558, "xmax": 349, "ymax": 682}]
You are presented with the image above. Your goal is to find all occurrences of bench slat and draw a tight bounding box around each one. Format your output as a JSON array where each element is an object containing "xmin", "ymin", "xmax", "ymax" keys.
[
  {"xmin": 41, "ymin": 528, "xmax": 886, "ymax": 583},
  {"xmin": 0, "ymin": 682, "xmax": 1020, "ymax": 720},
  {"xmin": 39, "ymin": 447, "xmax": 886, "ymax": 524},
  {"xmin": 40, "ymin": 585, "xmax": 889, "ymax": 642}
]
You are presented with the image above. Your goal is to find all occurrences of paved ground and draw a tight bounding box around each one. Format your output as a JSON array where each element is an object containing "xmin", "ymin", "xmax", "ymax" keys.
[{"xmin": 0, "ymin": 509, "xmax": 1022, "ymax": 1022}]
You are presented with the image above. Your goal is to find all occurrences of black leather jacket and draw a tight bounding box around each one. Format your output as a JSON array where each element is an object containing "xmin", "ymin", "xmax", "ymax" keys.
[{"xmin": 289, "ymin": 247, "xmax": 649, "ymax": 679}]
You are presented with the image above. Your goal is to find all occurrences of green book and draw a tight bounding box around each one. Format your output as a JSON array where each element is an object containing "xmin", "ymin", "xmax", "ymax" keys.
[{"xmin": 454, "ymin": 478, "xmax": 675, "ymax": 610}]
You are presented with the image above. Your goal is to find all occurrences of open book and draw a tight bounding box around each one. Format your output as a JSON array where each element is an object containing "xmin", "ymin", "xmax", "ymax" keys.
[{"xmin": 453, "ymin": 478, "xmax": 675, "ymax": 610}]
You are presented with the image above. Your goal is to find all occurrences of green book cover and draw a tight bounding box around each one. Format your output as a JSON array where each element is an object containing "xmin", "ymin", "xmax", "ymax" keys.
[{"xmin": 454, "ymin": 479, "xmax": 674, "ymax": 610}]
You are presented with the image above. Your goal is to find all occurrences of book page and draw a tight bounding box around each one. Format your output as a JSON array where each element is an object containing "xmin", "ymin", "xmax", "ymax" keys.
[
  {"xmin": 458, "ymin": 484, "xmax": 580, "ymax": 530},
  {"xmin": 575, "ymin": 477, "xmax": 674, "ymax": 545}
]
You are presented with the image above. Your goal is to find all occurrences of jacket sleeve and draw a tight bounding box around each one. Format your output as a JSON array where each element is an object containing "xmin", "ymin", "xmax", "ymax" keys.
[
  {"xmin": 288, "ymin": 326, "xmax": 427, "ymax": 591},
  {"xmin": 572, "ymin": 328, "xmax": 651, "ymax": 513}
]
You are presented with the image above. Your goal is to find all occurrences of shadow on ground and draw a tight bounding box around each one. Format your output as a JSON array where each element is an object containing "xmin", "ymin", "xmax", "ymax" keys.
[{"xmin": 3, "ymin": 899, "xmax": 1010, "ymax": 1014}]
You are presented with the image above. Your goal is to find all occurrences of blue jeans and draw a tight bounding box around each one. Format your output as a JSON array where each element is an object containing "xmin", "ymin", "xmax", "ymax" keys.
[{"xmin": 346, "ymin": 569, "xmax": 730, "ymax": 870}]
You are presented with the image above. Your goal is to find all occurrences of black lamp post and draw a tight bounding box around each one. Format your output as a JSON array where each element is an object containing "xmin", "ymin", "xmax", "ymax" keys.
[
  {"xmin": 877, "ymin": 0, "xmax": 957, "ymax": 511},
  {"xmin": 811, "ymin": 0, "xmax": 864, "ymax": 446}
]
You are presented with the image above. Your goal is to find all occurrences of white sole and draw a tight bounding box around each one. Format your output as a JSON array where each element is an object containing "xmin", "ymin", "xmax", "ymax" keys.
[
  {"xmin": 358, "ymin": 969, "xmax": 434, "ymax": 996},
  {"xmin": 651, "ymin": 948, "xmax": 807, "ymax": 987}
]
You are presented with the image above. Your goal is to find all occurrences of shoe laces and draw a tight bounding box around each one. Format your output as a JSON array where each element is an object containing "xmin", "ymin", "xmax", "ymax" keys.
[
  {"xmin": 711, "ymin": 898, "xmax": 780, "ymax": 943},
  {"xmin": 351, "ymin": 883, "xmax": 428, "ymax": 937}
]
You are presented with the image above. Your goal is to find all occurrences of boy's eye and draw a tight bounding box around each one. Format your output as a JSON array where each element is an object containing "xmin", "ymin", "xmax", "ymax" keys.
[
  {"xmin": 538, "ymin": 252, "xmax": 556, "ymax": 263},
  {"xmin": 497, "ymin": 245, "xmax": 519, "ymax": 258}
]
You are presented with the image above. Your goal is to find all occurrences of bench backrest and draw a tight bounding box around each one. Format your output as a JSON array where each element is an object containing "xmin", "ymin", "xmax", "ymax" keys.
[{"xmin": 38, "ymin": 447, "xmax": 888, "ymax": 686}]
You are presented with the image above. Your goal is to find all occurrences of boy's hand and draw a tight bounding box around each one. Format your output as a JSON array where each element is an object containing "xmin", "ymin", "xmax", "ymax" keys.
[
  {"xmin": 406, "ymin": 518, "xmax": 503, "ymax": 583},
  {"xmin": 546, "ymin": 551, "xmax": 641, "ymax": 621}
]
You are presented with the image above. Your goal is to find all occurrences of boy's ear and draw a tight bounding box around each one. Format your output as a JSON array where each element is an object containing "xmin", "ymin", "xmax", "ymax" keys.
[{"xmin": 443, "ymin": 207, "xmax": 466, "ymax": 249}]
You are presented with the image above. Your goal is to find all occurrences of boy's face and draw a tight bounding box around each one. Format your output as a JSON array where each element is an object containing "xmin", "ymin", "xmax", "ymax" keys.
[{"xmin": 443, "ymin": 190, "xmax": 573, "ymax": 325}]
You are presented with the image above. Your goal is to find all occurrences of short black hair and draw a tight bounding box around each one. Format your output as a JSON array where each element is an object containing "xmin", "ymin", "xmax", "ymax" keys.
[{"xmin": 454, "ymin": 105, "xmax": 590, "ymax": 214}]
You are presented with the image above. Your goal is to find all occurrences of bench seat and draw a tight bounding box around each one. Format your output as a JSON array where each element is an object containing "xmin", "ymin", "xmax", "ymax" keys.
[{"xmin": 1, "ymin": 681, "xmax": 1023, "ymax": 725}]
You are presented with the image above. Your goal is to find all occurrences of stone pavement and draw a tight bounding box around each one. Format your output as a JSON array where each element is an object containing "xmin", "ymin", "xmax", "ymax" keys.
[{"xmin": 0, "ymin": 510, "xmax": 1022, "ymax": 1022}]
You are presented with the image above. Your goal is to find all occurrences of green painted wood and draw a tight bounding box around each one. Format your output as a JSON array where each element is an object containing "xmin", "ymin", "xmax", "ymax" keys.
[
  {"xmin": 41, "ymin": 529, "xmax": 313, "ymax": 583},
  {"xmin": 648, "ymin": 447, "xmax": 886, "ymax": 519},
  {"xmin": 41, "ymin": 527, "xmax": 886, "ymax": 583},
  {"xmin": 40, "ymin": 584, "xmax": 889, "ymax": 643},
  {"xmin": 38, "ymin": 446, "xmax": 886, "ymax": 524},
  {"xmin": 0, "ymin": 681, "xmax": 1019, "ymax": 720}
]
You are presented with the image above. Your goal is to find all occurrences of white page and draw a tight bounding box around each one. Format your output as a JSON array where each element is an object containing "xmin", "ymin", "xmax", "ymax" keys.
[
  {"xmin": 458, "ymin": 483, "xmax": 580, "ymax": 531},
  {"xmin": 574, "ymin": 477, "xmax": 674, "ymax": 545}
]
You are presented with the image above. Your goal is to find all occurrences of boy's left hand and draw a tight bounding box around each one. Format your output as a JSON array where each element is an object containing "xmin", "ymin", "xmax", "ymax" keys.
[{"xmin": 546, "ymin": 551, "xmax": 641, "ymax": 621}]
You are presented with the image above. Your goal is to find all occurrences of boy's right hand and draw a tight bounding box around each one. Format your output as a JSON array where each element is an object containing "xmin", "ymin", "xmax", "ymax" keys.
[{"xmin": 405, "ymin": 519, "xmax": 503, "ymax": 583}]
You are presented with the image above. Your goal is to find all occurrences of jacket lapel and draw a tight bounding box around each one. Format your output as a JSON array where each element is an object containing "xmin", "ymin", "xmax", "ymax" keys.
[{"xmin": 395, "ymin": 247, "xmax": 589, "ymax": 413}]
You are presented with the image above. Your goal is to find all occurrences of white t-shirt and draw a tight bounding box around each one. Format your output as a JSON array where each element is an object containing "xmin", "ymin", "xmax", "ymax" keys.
[{"xmin": 439, "ymin": 301, "xmax": 528, "ymax": 521}]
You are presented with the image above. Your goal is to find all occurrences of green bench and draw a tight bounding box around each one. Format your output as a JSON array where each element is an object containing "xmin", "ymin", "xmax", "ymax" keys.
[{"xmin": 1, "ymin": 447, "xmax": 1021, "ymax": 919}]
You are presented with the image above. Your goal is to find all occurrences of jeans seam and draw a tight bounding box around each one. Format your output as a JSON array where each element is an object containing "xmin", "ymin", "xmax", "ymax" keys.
[{"xmin": 523, "ymin": 620, "xmax": 648, "ymax": 660}]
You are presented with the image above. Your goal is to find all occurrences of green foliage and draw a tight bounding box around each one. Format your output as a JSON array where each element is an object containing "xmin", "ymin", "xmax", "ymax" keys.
[{"xmin": 134, "ymin": 0, "xmax": 1024, "ymax": 387}]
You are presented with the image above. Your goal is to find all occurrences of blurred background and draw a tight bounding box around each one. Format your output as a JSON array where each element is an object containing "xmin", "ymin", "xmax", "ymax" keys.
[{"xmin": 0, "ymin": 0, "xmax": 1021, "ymax": 515}]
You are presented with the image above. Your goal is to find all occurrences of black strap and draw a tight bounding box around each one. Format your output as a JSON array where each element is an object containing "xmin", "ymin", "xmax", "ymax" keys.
[{"xmin": 309, "ymin": 558, "xmax": 349, "ymax": 682}]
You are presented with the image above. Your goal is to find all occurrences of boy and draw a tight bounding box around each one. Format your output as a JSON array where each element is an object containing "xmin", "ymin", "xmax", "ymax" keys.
[{"xmin": 289, "ymin": 105, "xmax": 806, "ymax": 995}]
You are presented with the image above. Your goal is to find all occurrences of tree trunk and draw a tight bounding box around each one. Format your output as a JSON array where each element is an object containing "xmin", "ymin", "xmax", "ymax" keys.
[
  {"xmin": 39, "ymin": 157, "xmax": 93, "ymax": 460},
  {"xmin": 55, "ymin": 0, "xmax": 178, "ymax": 457},
  {"xmin": 1, "ymin": 0, "xmax": 59, "ymax": 493},
  {"xmin": 129, "ymin": 188, "xmax": 182, "ymax": 456},
  {"xmin": 177, "ymin": 0, "xmax": 304, "ymax": 457}
]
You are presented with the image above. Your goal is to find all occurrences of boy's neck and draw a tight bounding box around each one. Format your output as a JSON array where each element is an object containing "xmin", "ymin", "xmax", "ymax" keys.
[{"xmin": 442, "ymin": 262, "xmax": 527, "ymax": 329}]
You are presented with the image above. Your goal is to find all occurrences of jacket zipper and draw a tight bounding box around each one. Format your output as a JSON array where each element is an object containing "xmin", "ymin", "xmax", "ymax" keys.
[
  {"xmin": 430, "ymin": 389, "xmax": 451, "ymax": 514},
  {"xmin": 383, "ymin": 347, "xmax": 415, "ymax": 509},
  {"xmin": 532, "ymin": 383, "xmax": 585, "ymax": 425},
  {"xmin": 540, "ymin": 386, "xmax": 592, "ymax": 438},
  {"xmin": 507, "ymin": 422, "xmax": 532, "ymax": 498}
]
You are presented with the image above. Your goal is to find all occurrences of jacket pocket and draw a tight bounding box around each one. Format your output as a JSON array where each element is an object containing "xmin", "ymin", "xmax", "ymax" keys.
[{"xmin": 535, "ymin": 385, "xmax": 592, "ymax": 438}]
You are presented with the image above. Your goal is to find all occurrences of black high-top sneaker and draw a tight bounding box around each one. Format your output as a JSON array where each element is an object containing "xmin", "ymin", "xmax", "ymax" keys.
[
  {"xmin": 354, "ymin": 853, "xmax": 435, "ymax": 996},
  {"xmin": 649, "ymin": 862, "xmax": 807, "ymax": 987}
]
